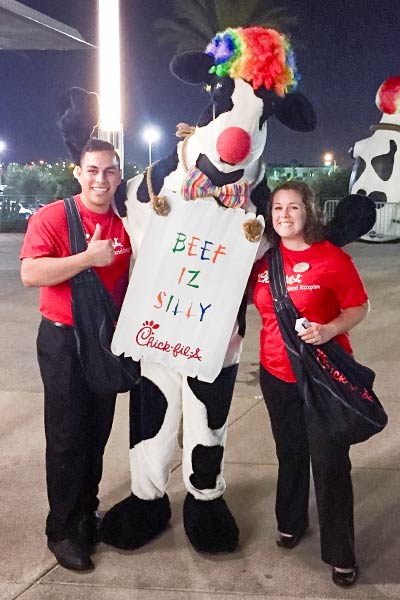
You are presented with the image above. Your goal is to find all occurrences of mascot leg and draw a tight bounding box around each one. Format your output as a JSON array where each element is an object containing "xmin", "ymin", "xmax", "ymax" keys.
[
  {"xmin": 182, "ymin": 364, "xmax": 239, "ymax": 553},
  {"xmin": 101, "ymin": 362, "xmax": 182, "ymax": 549}
]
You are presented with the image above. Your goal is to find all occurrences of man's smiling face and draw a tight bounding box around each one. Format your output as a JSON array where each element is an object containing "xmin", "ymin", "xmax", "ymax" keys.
[{"xmin": 76, "ymin": 150, "xmax": 121, "ymax": 213}]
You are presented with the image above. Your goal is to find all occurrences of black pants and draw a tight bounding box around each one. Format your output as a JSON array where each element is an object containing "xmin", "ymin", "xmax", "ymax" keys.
[
  {"xmin": 37, "ymin": 318, "xmax": 117, "ymax": 542},
  {"xmin": 260, "ymin": 365, "xmax": 355, "ymax": 568}
]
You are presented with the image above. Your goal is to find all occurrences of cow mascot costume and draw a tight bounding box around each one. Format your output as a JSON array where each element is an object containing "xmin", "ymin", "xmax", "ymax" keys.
[
  {"xmin": 57, "ymin": 27, "xmax": 375, "ymax": 555},
  {"xmin": 350, "ymin": 75, "xmax": 400, "ymax": 241}
]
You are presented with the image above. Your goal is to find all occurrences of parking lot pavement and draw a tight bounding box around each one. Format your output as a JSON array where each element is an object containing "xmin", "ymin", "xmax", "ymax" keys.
[{"xmin": 1, "ymin": 233, "xmax": 399, "ymax": 600}]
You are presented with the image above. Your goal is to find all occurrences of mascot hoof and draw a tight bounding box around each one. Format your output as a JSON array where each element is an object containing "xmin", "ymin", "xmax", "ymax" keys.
[
  {"xmin": 183, "ymin": 493, "xmax": 239, "ymax": 553},
  {"xmin": 100, "ymin": 493, "xmax": 171, "ymax": 550},
  {"xmin": 152, "ymin": 195, "xmax": 170, "ymax": 216},
  {"xmin": 243, "ymin": 219, "xmax": 263, "ymax": 242}
]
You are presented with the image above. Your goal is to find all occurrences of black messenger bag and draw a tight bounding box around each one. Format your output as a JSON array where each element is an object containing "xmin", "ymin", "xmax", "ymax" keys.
[
  {"xmin": 64, "ymin": 197, "xmax": 139, "ymax": 395},
  {"xmin": 267, "ymin": 246, "xmax": 388, "ymax": 446}
]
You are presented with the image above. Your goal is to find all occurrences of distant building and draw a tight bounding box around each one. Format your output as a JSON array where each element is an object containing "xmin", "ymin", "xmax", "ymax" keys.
[{"xmin": 267, "ymin": 164, "xmax": 337, "ymax": 182}]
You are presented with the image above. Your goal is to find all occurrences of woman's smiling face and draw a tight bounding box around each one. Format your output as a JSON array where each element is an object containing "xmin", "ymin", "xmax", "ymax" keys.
[{"xmin": 271, "ymin": 188, "xmax": 307, "ymax": 243}]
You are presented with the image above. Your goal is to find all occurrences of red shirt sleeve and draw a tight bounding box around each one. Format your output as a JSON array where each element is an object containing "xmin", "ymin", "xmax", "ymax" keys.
[{"xmin": 20, "ymin": 201, "xmax": 70, "ymax": 260}]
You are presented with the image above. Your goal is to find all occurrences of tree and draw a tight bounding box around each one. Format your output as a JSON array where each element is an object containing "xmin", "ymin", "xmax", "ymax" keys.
[
  {"xmin": 311, "ymin": 168, "xmax": 352, "ymax": 208},
  {"xmin": 5, "ymin": 164, "xmax": 57, "ymax": 199},
  {"xmin": 155, "ymin": 0, "xmax": 298, "ymax": 53},
  {"xmin": 51, "ymin": 164, "xmax": 81, "ymax": 199},
  {"xmin": 4, "ymin": 162, "xmax": 81, "ymax": 200}
]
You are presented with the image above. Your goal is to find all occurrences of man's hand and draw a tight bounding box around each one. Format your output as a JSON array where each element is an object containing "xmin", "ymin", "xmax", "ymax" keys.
[
  {"xmin": 21, "ymin": 224, "xmax": 116, "ymax": 288},
  {"xmin": 85, "ymin": 224, "xmax": 115, "ymax": 267}
]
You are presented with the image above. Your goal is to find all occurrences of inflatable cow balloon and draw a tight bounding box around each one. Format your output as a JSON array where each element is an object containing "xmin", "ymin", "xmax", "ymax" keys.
[
  {"xmin": 56, "ymin": 27, "xmax": 376, "ymax": 556},
  {"xmin": 350, "ymin": 76, "xmax": 400, "ymax": 241}
]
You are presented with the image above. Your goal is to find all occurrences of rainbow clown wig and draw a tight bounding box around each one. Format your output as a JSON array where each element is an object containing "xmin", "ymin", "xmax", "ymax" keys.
[
  {"xmin": 205, "ymin": 27, "xmax": 299, "ymax": 97},
  {"xmin": 376, "ymin": 76, "xmax": 400, "ymax": 114}
]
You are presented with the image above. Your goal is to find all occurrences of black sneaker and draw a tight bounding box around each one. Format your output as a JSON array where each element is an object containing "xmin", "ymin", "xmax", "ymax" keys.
[{"xmin": 47, "ymin": 538, "xmax": 94, "ymax": 571}]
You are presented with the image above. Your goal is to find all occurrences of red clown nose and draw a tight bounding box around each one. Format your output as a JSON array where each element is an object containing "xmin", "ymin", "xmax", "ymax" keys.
[
  {"xmin": 376, "ymin": 76, "xmax": 400, "ymax": 114},
  {"xmin": 216, "ymin": 127, "xmax": 251, "ymax": 164}
]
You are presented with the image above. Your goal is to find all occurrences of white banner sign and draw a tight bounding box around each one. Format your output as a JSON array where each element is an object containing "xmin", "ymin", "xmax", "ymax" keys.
[{"xmin": 112, "ymin": 196, "xmax": 264, "ymax": 382}]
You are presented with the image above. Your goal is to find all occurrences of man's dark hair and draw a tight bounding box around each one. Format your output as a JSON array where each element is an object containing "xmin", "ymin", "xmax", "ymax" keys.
[{"xmin": 79, "ymin": 138, "xmax": 120, "ymax": 168}]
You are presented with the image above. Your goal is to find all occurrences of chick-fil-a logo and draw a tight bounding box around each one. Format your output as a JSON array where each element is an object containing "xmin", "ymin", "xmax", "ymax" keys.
[
  {"xmin": 316, "ymin": 348, "xmax": 373, "ymax": 402},
  {"xmin": 135, "ymin": 320, "xmax": 202, "ymax": 361}
]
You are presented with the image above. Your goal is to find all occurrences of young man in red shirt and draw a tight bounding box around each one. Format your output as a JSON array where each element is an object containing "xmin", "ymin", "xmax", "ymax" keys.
[{"xmin": 20, "ymin": 139, "xmax": 131, "ymax": 571}]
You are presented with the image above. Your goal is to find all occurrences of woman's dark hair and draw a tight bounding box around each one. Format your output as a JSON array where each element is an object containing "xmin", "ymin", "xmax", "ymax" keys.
[{"xmin": 265, "ymin": 180, "xmax": 325, "ymax": 246}]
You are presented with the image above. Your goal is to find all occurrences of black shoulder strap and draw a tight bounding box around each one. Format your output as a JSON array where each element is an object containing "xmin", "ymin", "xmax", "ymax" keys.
[
  {"xmin": 267, "ymin": 246, "xmax": 287, "ymax": 303},
  {"xmin": 63, "ymin": 196, "xmax": 117, "ymax": 303},
  {"xmin": 64, "ymin": 196, "xmax": 87, "ymax": 255},
  {"xmin": 267, "ymin": 246, "xmax": 301, "ymax": 323}
]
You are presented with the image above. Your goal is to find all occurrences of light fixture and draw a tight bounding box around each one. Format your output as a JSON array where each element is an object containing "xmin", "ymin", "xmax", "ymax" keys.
[{"xmin": 143, "ymin": 127, "xmax": 161, "ymax": 166}]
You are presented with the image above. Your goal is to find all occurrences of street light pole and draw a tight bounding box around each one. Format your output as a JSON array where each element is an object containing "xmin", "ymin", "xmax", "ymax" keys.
[
  {"xmin": 0, "ymin": 140, "xmax": 6, "ymax": 186},
  {"xmin": 97, "ymin": 0, "xmax": 124, "ymax": 173},
  {"xmin": 143, "ymin": 127, "xmax": 161, "ymax": 167}
]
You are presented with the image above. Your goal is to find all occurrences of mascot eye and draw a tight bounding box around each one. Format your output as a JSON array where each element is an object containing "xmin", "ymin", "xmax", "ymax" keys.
[
  {"xmin": 214, "ymin": 81, "xmax": 223, "ymax": 90},
  {"xmin": 204, "ymin": 84, "xmax": 212, "ymax": 93}
]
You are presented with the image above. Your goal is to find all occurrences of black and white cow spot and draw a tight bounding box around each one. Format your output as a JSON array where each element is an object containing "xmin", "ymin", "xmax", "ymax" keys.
[
  {"xmin": 190, "ymin": 444, "xmax": 224, "ymax": 490},
  {"xmin": 129, "ymin": 377, "xmax": 168, "ymax": 448},
  {"xmin": 371, "ymin": 139, "xmax": 397, "ymax": 182},
  {"xmin": 188, "ymin": 364, "xmax": 239, "ymax": 430}
]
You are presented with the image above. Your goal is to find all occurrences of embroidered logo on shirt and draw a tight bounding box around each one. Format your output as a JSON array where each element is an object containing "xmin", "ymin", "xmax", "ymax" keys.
[
  {"xmin": 258, "ymin": 270, "xmax": 302, "ymax": 286},
  {"xmin": 112, "ymin": 237, "xmax": 123, "ymax": 250},
  {"xmin": 112, "ymin": 236, "xmax": 131, "ymax": 256}
]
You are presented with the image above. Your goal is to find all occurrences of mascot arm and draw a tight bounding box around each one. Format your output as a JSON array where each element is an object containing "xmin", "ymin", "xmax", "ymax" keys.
[
  {"xmin": 56, "ymin": 87, "xmax": 99, "ymax": 165},
  {"xmin": 325, "ymin": 194, "xmax": 376, "ymax": 247},
  {"xmin": 250, "ymin": 178, "xmax": 270, "ymax": 217}
]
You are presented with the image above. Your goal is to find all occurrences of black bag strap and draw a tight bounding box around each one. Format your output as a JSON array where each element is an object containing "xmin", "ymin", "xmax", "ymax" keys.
[
  {"xmin": 267, "ymin": 246, "xmax": 300, "ymax": 321},
  {"xmin": 63, "ymin": 197, "xmax": 120, "ymax": 311},
  {"xmin": 267, "ymin": 246, "xmax": 306, "ymax": 381},
  {"xmin": 64, "ymin": 196, "xmax": 88, "ymax": 255}
]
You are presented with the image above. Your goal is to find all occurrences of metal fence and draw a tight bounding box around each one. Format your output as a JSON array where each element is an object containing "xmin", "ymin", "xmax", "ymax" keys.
[
  {"xmin": 2, "ymin": 194, "xmax": 399, "ymax": 241},
  {"xmin": 323, "ymin": 199, "xmax": 400, "ymax": 242},
  {"xmin": 0, "ymin": 195, "xmax": 54, "ymax": 232}
]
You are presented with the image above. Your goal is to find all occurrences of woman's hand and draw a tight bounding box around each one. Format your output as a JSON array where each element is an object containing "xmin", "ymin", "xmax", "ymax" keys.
[
  {"xmin": 298, "ymin": 322, "xmax": 336, "ymax": 345},
  {"xmin": 297, "ymin": 302, "xmax": 370, "ymax": 345}
]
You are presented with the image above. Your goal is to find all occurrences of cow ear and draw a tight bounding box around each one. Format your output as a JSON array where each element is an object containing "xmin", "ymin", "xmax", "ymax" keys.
[
  {"xmin": 325, "ymin": 194, "xmax": 376, "ymax": 246},
  {"xmin": 56, "ymin": 87, "xmax": 99, "ymax": 164},
  {"xmin": 274, "ymin": 92, "xmax": 317, "ymax": 132},
  {"xmin": 170, "ymin": 52, "xmax": 214, "ymax": 84}
]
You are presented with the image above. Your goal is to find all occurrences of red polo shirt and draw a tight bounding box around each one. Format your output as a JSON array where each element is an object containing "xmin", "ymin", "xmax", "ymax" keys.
[
  {"xmin": 253, "ymin": 241, "xmax": 368, "ymax": 382},
  {"xmin": 20, "ymin": 195, "xmax": 132, "ymax": 325}
]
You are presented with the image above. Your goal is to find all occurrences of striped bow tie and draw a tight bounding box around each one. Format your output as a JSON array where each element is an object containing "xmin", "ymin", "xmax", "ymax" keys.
[{"xmin": 182, "ymin": 166, "xmax": 249, "ymax": 209}]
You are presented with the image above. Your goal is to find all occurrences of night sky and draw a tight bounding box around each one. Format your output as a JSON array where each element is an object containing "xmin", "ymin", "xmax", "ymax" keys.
[{"xmin": 1, "ymin": 0, "xmax": 399, "ymax": 169}]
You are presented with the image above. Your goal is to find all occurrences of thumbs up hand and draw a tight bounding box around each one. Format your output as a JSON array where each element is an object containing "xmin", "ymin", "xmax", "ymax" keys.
[
  {"xmin": 91, "ymin": 222, "xmax": 102, "ymax": 242},
  {"xmin": 85, "ymin": 224, "xmax": 115, "ymax": 267}
]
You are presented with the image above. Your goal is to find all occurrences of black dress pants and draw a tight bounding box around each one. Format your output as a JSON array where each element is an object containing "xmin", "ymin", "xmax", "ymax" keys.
[
  {"xmin": 37, "ymin": 318, "xmax": 117, "ymax": 542},
  {"xmin": 260, "ymin": 365, "xmax": 355, "ymax": 568}
]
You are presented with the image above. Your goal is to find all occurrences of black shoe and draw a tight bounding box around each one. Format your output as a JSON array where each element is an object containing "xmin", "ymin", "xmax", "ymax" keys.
[
  {"xmin": 77, "ymin": 511, "xmax": 102, "ymax": 546},
  {"xmin": 276, "ymin": 528, "xmax": 307, "ymax": 549},
  {"xmin": 332, "ymin": 565, "xmax": 359, "ymax": 587},
  {"xmin": 47, "ymin": 538, "xmax": 94, "ymax": 571}
]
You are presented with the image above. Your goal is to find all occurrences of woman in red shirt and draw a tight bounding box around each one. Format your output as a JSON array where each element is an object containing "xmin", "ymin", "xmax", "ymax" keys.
[{"xmin": 253, "ymin": 181, "xmax": 368, "ymax": 587}]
